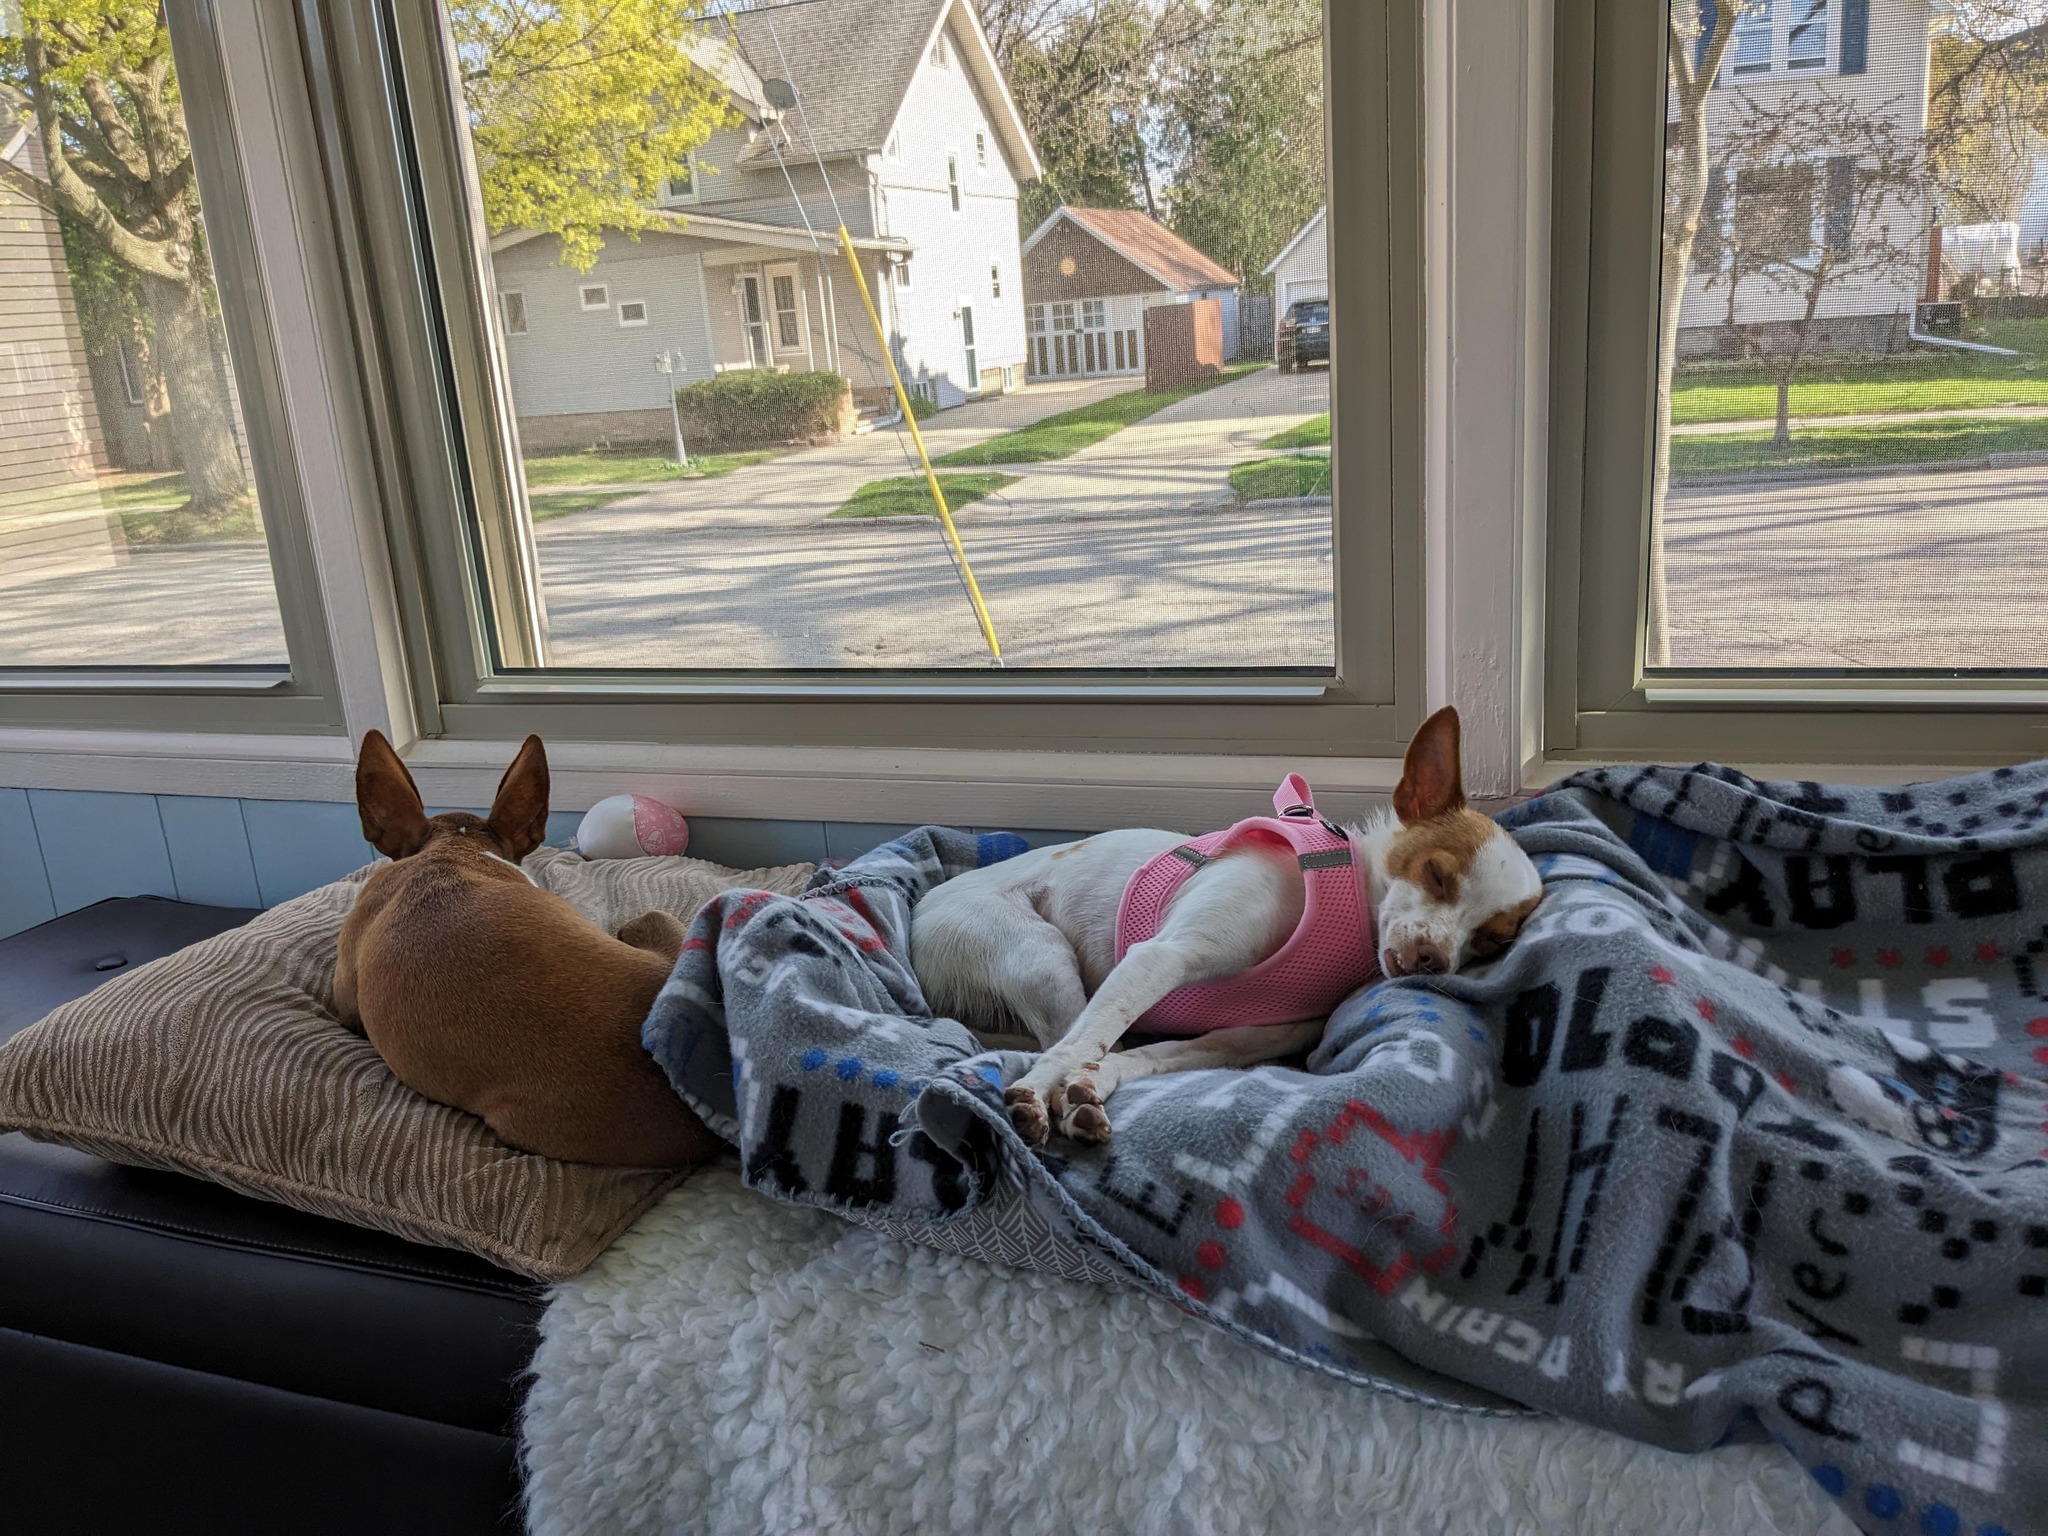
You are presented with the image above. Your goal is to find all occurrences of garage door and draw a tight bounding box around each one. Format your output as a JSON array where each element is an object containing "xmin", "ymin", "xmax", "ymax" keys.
[{"xmin": 1281, "ymin": 279, "xmax": 1329, "ymax": 309}]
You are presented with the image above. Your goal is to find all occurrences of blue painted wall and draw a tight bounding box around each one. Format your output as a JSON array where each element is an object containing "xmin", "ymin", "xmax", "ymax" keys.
[{"xmin": 0, "ymin": 788, "xmax": 1084, "ymax": 941}]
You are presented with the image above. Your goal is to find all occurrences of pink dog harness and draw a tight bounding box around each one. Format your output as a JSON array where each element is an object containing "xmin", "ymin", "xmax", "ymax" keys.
[{"xmin": 1113, "ymin": 774, "xmax": 1377, "ymax": 1036}]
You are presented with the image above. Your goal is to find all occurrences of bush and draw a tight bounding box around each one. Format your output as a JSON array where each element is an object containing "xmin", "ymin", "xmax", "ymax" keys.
[
  {"xmin": 907, "ymin": 391, "xmax": 938, "ymax": 422},
  {"xmin": 673, "ymin": 370, "xmax": 854, "ymax": 450}
]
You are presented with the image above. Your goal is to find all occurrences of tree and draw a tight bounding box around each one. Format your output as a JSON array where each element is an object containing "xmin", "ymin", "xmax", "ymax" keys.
[
  {"xmin": 451, "ymin": 0, "xmax": 734, "ymax": 271},
  {"xmin": 2, "ymin": 2, "xmax": 247, "ymax": 522},
  {"xmin": 1711, "ymin": 94, "xmax": 1938, "ymax": 445},
  {"xmin": 1928, "ymin": 3, "xmax": 2048, "ymax": 228},
  {"xmin": 976, "ymin": 0, "xmax": 1199, "ymax": 230},
  {"xmin": 1158, "ymin": 0, "xmax": 1323, "ymax": 292}
]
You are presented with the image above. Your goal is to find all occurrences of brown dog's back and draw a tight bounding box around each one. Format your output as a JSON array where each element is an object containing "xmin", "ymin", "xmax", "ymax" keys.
[{"xmin": 336, "ymin": 731, "xmax": 718, "ymax": 1169}]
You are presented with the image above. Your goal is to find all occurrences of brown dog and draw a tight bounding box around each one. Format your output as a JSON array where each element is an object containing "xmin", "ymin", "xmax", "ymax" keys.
[{"xmin": 334, "ymin": 731, "xmax": 719, "ymax": 1168}]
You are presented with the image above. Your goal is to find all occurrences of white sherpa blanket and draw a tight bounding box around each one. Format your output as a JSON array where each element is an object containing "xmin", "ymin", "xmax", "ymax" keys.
[{"xmin": 522, "ymin": 1162, "xmax": 1856, "ymax": 1536}]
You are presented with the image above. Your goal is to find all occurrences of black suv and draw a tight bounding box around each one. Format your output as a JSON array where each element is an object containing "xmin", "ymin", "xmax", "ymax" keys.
[{"xmin": 1276, "ymin": 297, "xmax": 1329, "ymax": 372}]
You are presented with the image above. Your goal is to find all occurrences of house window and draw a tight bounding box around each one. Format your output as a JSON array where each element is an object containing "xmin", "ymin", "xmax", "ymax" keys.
[
  {"xmin": 990, "ymin": 261, "xmax": 1002, "ymax": 299},
  {"xmin": 617, "ymin": 299, "xmax": 649, "ymax": 328},
  {"xmin": 579, "ymin": 283, "xmax": 609, "ymax": 312},
  {"xmin": 499, "ymin": 290, "xmax": 528, "ymax": 335},
  {"xmin": 1729, "ymin": 0, "xmax": 1773, "ymax": 76},
  {"xmin": 662, "ymin": 152, "xmax": 698, "ymax": 204},
  {"xmin": 895, "ymin": 255, "xmax": 913, "ymax": 291},
  {"xmin": 1786, "ymin": 0, "xmax": 1827, "ymax": 69},
  {"xmin": 930, "ymin": 34, "xmax": 948, "ymax": 69},
  {"xmin": 770, "ymin": 271, "xmax": 803, "ymax": 350},
  {"xmin": 947, "ymin": 152, "xmax": 962, "ymax": 214},
  {"xmin": 975, "ymin": 130, "xmax": 988, "ymax": 169},
  {"xmin": 886, "ymin": 129, "xmax": 903, "ymax": 163}
]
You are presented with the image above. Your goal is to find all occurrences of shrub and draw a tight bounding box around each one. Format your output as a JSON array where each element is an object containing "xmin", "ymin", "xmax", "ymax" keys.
[
  {"xmin": 673, "ymin": 370, "xmax": 854, "ymax": 449},
  {"xmin": 907, "ymin": 391, "xmax": 938, "ymax": 422}
]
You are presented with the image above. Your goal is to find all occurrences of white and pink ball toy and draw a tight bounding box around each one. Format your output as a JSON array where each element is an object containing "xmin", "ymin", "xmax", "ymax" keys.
[{"xmin": 574, "ymin": 794, "xmax": 691, "ymax": 860}]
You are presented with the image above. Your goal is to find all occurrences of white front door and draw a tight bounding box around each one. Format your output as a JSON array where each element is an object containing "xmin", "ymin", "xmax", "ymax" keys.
[{"xmin": 739, "ymin": 274, "xmax": 770, "ymax": 368}]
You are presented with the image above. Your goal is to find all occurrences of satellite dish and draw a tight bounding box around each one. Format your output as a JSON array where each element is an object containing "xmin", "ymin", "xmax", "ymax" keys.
[{"xmin": 761, "ymin": 78, "xmax": 800, "ymax": 112}]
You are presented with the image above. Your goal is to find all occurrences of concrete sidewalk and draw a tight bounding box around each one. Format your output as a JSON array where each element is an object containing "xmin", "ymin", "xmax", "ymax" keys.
[
  {"xmin": 534, "ymin": 375, "xmax": 1134, "ymax": 537},
  {"xmin": 959, "ymin": 366, "xmax": 1329, "ymax": 522},
  {"xmin": 1671, "ymin": 402, "xmax": 2048, "ymax": 436}
]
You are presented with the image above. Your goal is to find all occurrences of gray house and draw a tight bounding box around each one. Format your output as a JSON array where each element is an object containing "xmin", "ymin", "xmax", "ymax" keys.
[{"xmin": 490, "ymin": 0, "xmax": 1041, "ymax": 450}]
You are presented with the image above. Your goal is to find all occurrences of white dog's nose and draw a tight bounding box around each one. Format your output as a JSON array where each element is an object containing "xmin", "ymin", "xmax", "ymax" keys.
[{"xmin": 1385, "ymin": 939, "xmax": 1448, "ymax": 977}]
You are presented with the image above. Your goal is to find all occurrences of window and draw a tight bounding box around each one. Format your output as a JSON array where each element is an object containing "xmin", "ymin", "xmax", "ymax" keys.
[
  {"xmin": 617, "ymin": 299, "xmax": 649, "ymax": 328},
  {"xmin": 930, "ymin": 34, "xmax": 948, "ymax": 69},
  {"xmin": 1548, "ymin": 0, "xmax": 2041, "ymax": 763},
  {"xmin": 975, "ymin": 130, "xmax": 988, "ymax": 170},
  {"xmin": 770, "ymin": 270, "xmax": 803, "ymax": 351},
  {"xmin": 886, "ymin": 129, "xmax": 903, "ymax": 163},
  {"xmin": 337, "ymin": 0, "xmax": 1407, "ymax": 761},
  {"xmin": 662, "ymin": 152, "xmax": 697, "ymax": 204},
  {"xmin": 499, "ymin": 290, "xmax": 529, "ymax": 334},
  {"xmin": 0, "ymin": 0, "xmax": 339, "ymax": 723},
  {"xmin": 1786, "ymin": 0, "xmax": 1827, "ymax": 69},
  {"xmin": 1729, "ymin": 0, "xmax": 1774, "ymax": 76},
  {"xmin": 579, "ymin": 283, "xmax": 609, "ymax": 312}
]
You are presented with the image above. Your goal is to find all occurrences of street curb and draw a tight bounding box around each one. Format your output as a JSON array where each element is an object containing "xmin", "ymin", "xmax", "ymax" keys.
[{"xmin": 1672, "ymin": 450, "xmax": 2048, "ymax": 490}]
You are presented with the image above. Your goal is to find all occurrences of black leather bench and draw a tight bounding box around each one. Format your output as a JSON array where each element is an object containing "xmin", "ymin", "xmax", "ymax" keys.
[{"xmin": 0, "ymin": 899, "xmax": 542, "ymax": 1535}]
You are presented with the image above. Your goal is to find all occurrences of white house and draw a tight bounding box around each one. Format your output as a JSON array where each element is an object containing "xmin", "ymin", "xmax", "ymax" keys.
[
  {"xmin": 1264, "ymin": 206, "xmax": 1328, "ymax": 350},
  {"xmin": 1676, "ymin": 0, "xmax": 1941, "ymax": 357},
  {"xmin": 489, "ymin": 0, "xmax": 1042, "ymax": 449},
  {"xmin": 1019, "ymin": 207, "xmax": 1243, "ymax": 379}
]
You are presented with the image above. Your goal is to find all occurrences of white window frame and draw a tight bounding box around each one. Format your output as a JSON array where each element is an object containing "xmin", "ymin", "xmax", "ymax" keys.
[
  {"xmin": 661, "ymin": 151, "xmax": 699, "ymax": 206},
  {"xmin": 616, "ymin": 298, "xmax": 650, "ymax": 328},
  {"xmin": 930, "ymin": 34, "xmax": 949, "ymax": 69},
  {"xmin": 947, "ymin": 151, "xmax": 962, "ymax": 215},
  {"xmin": 975, "ymin": 129, "xmax": 988, "ymax": 170},
  {"xmin": 578, "ymin": 281, "xmax": 609, "ymax": 312},
  {"xmin": 990, "ymin": 258, "xmax": 1002, "ymax": 299},
  {"xmin": 499, "ymin": 289, "xmax": 529, "ymax": 334},
  {"xmin": 895, "ymin": 254, "xmax": 913, "ymax": 292},
  {"xmin": 766, "ymin": 263, "xmax": 806, "ymax": 354},
  {"xmin": 885, "ymin": 128, "xmax": 904, "ymax": 163},
  {"xmin": 1785, "ymin": 0, "xmax": 1828, "ymax": 71}
]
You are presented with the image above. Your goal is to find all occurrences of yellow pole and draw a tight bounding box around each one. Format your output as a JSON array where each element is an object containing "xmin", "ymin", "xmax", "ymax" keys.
[{"xmin": 835, "ymin": 225, "xmax": 1003, "ymax": 665}]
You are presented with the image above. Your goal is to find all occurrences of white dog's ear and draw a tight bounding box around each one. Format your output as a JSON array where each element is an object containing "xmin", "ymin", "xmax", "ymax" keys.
[{"xmin": 1393, "ymin": 707, "xmax": 1466, "ymax": 824}]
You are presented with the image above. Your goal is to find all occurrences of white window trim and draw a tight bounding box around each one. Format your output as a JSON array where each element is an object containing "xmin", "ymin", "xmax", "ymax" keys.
[
  {"xmin": 946, "ymin": 150, "xmax": 963, "ymax": 215},
  {"xmin": 895, "ymin": 254, "xmax": 913, "ymax": 291},
  {"xmin": 885, "ymin": 129, "xmax": 904, "ymax": 163},
  {"xmin": 975, "ymin": 129, "xmax": 989, "ymax": 169},
  {"xmin": 617, "ymin": 299, "xmax": 650, "ymax": 328},
  {"xmin": 579, "ymin": 281, "xmax": 610, "ymax": 311},
  {"xmin": 990, "ymin": 258, "xmax": 1002, "ymax": 299},
  {"xmin": 498, "ymin": 288, "xmax": 528, "ymax": 335}
]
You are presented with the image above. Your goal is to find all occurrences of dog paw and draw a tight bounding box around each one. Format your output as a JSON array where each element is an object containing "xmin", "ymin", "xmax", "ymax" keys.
[
  {"xmin": 1005, "ymin": 1085, "xmax": 1050, "ymax": 1147},
  {"xmin": 1055, "ymin": 1073, "xmax": 1111, "ymax": 1145}
]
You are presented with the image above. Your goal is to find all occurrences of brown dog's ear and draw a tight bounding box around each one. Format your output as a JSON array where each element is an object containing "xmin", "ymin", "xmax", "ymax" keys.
[
  {"xmin": 486, "ymin": 735, "xmax": 550, "ymax": 862},
  {"xmin": 356, "ymin": 730, "xmax": 432, "ymax": 859},
  {"xmin": 1392, "ymin": 707, "xmax": 1467, "ymax": 824}
]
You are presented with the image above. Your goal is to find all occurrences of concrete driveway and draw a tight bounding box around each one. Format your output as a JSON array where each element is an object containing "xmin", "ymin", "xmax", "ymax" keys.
[
  {"xmin": 961, "ymin": 365, "xmax": 1329, "ymax": 522},
  {"xmin": 543, "ymin": 374, "xmax": 1135, "ymax": 537},
  {"xmin": 1657, "ymin": 462, "xmax": 2048, "ymax": 669}
]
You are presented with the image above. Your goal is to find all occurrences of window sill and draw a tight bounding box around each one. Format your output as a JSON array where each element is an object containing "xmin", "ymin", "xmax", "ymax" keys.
[{"xmin": 0, "ymin": 725, "xmax": 1409, "ymax": 829}]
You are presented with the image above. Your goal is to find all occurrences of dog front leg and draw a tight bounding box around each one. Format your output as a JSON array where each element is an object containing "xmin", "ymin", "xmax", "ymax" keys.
[
  {"xmin": 1006, "ymin": 935, "xmax": 1206, "ymax": 1146},
  {"xmin": 1087, "ymin": 1021, "xmax": 1324, "ymax": 1099}
]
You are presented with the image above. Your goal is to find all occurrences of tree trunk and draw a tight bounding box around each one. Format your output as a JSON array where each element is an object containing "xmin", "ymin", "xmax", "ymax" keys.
[
  {"xmin": 1774, "ymin": 374, "xmax": 1793, "ymax": 446},
  {"xmin": 141, "ymin": 272, "xmax": 246, "ymax": 521}
]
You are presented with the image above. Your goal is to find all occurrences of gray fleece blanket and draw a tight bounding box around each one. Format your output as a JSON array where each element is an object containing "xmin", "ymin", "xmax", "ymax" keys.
[{"xmin": 643, "ymin": 765, "xmax": 2048, "ymax": 1536}]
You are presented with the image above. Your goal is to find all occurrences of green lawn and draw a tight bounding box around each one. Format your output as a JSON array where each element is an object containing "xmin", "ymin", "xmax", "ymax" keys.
[
  {"xmin": 528, "ymin": 490, "xmax": 632, "ymax": 523},
  {"xmin": 934, "ymin": 363, "xmax": 1267, "ymax": 467},
  {"xmin": 1231, "ymin": 454, "xmax": 1332, "ymax": 502},
  {"xmin": 830, "ymin": 472, "xmax": 1019, "ymax": 520},
  {"xmin": 520, "ymin": 447, "xmax": 779, "ymax": 489},
  {"xmin": 1671, "ymin": 318, "xmax": 2048, "ymax": 424},
  {"xmin": 95, "ymin": 470, "xmax": 193, "ymax": 511},
  {"xmin": 1671, "ymin": 415, "xmax": 2048, "ymax": 479},
  {"xmin": 1262, "ymin": 414, "xmax": 1330, "ymax": 450},
  {"xmin": 118, "ymin": 498, "xmax": 263, "ymax": 546}
]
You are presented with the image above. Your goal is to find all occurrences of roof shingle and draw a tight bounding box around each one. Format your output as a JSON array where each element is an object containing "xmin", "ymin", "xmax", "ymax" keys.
[
  {"xmin": 725, "ymin": 0, "xmax": 946, "ymax": 158},
  {"xmin": 1058, "ymin": 208, "xmax": 1241, "ymax": 292}
]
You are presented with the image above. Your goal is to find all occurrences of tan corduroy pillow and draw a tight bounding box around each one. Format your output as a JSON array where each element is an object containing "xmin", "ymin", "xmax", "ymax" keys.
[{"xmin": 0, "ymin": 846, "xmax": 814, "ymax": 1282}]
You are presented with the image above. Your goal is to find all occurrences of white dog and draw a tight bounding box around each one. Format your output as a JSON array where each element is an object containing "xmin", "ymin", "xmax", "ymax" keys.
[{"xmin": 912, "ymin": 708, "xmax": 1544, "ymax": 1146}]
